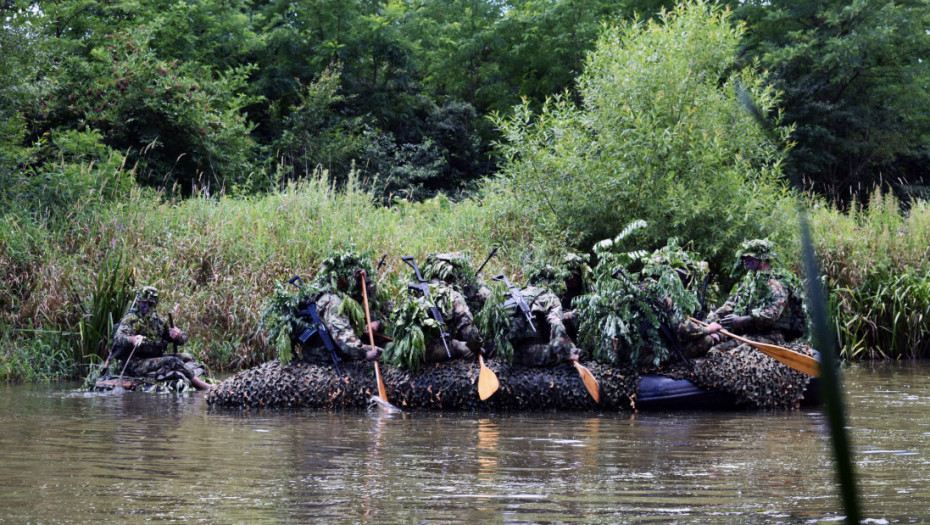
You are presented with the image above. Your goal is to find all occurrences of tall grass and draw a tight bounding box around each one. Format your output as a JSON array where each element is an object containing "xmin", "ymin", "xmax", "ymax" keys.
[
  {"xmin": 0, "ymin": 173, "xmax": 538, "ymax": 378},
  {"xmin": 4, "ymin": 169, "xmax": 930, "ymax": 381},
  {"xmin": 811, "ymin": 190, "xmax": 930, "ymax": 358}
]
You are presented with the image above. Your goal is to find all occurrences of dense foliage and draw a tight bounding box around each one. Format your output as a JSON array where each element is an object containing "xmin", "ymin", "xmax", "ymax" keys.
[
  {"xmin": 736, "ymin": 0, "xmax": 930, "ymax": 202},
  {"xmin": 3, "ymin": 1, "xmax": 930, "ymax": 381},
  {"xmin": 490, "ymin": 1, "xmax": 798, "ymax": 276}
]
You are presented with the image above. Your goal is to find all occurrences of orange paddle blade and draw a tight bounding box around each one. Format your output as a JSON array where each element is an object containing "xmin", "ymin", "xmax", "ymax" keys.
[{"xmin": 478, "ymin": 354, "xmax": 499, "ymax": 401}]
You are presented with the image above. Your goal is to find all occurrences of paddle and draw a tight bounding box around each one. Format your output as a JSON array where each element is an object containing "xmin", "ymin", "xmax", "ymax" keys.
[
  {"xmin": 477, "ymin": 353, "xmax": 499, "ymax": 401},
  {"xmin": 359, "ymin": 270, "xmax": 390, "ymax": 403},
  {"xmin": 473, "ymin": 249, "xmax": 501, "ymax": 401},
  {"xmin": 573, "ymin": 361, "xmax": 600, "ymax": 403},
  {"xmin": 687, "ymin": 316, "xmax": 820, "ymax": 377}
]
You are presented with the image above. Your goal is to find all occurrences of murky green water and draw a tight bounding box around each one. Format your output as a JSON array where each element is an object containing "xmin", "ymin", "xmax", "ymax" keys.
[{"xmin": 1, "ymin": 362, "xmax": 927, "ymax": 523}]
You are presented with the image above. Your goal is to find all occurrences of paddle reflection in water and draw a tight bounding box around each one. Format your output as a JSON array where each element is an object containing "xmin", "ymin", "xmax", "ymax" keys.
[{"xmin": 1, "ymin": 362, "xmax": 929, "ymax": 522}]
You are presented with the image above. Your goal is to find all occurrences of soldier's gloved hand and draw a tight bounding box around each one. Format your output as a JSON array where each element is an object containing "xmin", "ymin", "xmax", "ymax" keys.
[
  {"xmin": 563, "ymin": 310, "xmax": 575, "ymax": 322},
  {"xmin": 720, "ymin": 315, "xmax": 752, "ymax": 330},
  {"xmin": 130, "ymin": 335, "xmax": 145, "ymax": 347},
  {"xmin": 363, "ymin": 345, "xmax": 383, "ymax": 361},
  {"xmin": 705, "ymin": 322, "xmax": 722, "ymax": 333},
  {"xmin": 169, "ymin": 327, "xmax": 182, "ymax": 340}
]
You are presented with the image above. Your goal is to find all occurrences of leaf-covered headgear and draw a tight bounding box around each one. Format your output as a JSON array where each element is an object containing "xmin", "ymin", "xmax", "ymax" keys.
[
  {"xmin": 525, "ymin": 252, "xmax": 592, "ymax": 296},
  {"xmin": 136, "ymin": 286, "xmax": 159, "ymax": 305},
  {"xmin": 314, "ymin": 249, "xmax": 375, "ymax": 293},
  {"xmin": 736, "ymin": 239, "xmax": 777, "ymax": 261},
  {"xmin": 421, "ymin": 252, "xmax": 477, "ymax": 288},
  {"xmin": 639, "ymin": 238, "xmax": 708, "ymax": 287}
]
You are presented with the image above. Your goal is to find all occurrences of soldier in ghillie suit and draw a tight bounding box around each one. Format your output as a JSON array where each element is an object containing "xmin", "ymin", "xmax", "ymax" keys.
[
  {"xmin": 421, "ymin": 252, "xmax": 491, "ymax": 313},
  {"xmin": 630, "ymin": 245, "xmax": 723, "ymax": 367},
  {"xmin": 262, "ymin": 251, "xmax": 385, "ymax": 366},
  {"xmin": 383, "ymin": 253, "xmax": 484, "ymax": 371},
  {"xmin": 526, "ymin": 253, "xmax": 592, "ymax": 339},
  {"xmin": 575, "ymin": 239, "xmax": 721, "ymax": 369},
  {"xmin": 112, "ymin": 286, "xmax": 211, "ymax": 390},
  {"xmin": 478, "ymin": 268, "xmax": 581, "ymax": 368},
  {"xmin": 707, "ymin": 239, "xmax": 807, "ymax": 348}
]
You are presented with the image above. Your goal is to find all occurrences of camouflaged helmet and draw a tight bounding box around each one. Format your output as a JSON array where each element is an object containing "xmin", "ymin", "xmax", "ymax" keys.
[
  {"xmin": 136, "ymin": 286, "xmax": 159, "ymax": 305},
  {"xmin": 737, "ymin": 239, "xmax": 778, "ymax": 262},
  {"xmin": 526, "ymin": 264, "xmax": 561, "ymax": 287},
  {"xmin": 316, "ymin": 250, "xmax": 374, "ymax": 292},
  {"xmin": 422, "ymin": 252, "xmax": 476, "ymax": 286},
  {"xmin": 640, "ymin": 239, "xmax": 708, "ymax": 286}
]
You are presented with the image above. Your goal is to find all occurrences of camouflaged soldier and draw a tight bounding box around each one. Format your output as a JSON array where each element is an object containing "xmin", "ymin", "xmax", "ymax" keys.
[
  {"xmin": 419, "ymin": 253, "xmax": 484, "ymax": 362},
  {"xmin": 112, "ymin": 286, "xmax": 211, "ymax": 390},
  {"xmin": 296, "ymin": 256, "xmax": 383, "ymax": 364},
  {"xmin": 503, "ymin": 270, "xmax": 581, "ymax": 367},
  {"xmin": 524, "ymin": 254, "xmax": 591, "ymax": 341},
  {"xmin": 421, "ymin": 252, "xmax": 491, "ymax": 313},
  {"xmin": 641, "ymin": 243, "xmax": 722, "ymax": 361},
  {"xmin": 708, "ymin": 239, "xmax": 806, "ymax": 347}
]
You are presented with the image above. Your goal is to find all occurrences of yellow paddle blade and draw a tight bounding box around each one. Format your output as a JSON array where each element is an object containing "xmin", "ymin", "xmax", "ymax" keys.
[
  {"xmin": 574, "ymin": 362, "xmax": 600, "ymax": 403},
  {"xmin": 731, "ymin": 334, "xmax": 821, "ymax": 377},
  {"xmin": 687, "ymin": 317, "xmax": 821, "ymax": 378},
  {"xmin": 375, "ymin": 362, "xmax": 389, "ymax": 401},
  {"xmin": 478, "ymin": 355, "xmax": 499, "ymax": 401}
]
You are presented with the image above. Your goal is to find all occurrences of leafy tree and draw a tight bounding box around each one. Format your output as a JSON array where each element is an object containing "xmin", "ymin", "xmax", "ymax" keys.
[
  {"xmin": 271, "ymin": 65, "xmax": 374, "ymax": 184},
  {"xmin": 736, "ymin": 0, "xmax": 930, "ymax": 201},
  {"xmin": 41, "ymin": 28, "xmax": 260, "ymax": 194},
  {"xmin": 489, "ymin": 0, "xmax": 798, "ymax": 275},
  {"xmin": 0, "ymin": 4, "xmax": 42, "ymax": 177}
]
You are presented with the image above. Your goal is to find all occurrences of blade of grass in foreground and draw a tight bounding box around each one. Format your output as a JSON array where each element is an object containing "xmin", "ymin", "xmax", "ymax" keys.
[{"xmin": 800, "ymin": 210, "xmax": 861, "ymax": 523}]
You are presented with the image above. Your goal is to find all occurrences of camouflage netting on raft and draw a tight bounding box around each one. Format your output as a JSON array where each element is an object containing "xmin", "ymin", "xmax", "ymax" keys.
[
  {"xmin": 206, "ymin": 360, "xmax": 639, "ymax": 411},
  {"xmin": 207, "ymin": 343, "xmax": 817, "ymax": 410},
  {"xmin": 646, "ymin": 342, "xmax": 816, "ymax": 409}
]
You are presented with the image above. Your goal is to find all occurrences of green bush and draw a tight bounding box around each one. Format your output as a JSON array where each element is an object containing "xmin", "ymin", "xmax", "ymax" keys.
[
  {"xmin": 48, "ymin": 27, "xmax": 259, "ymax": 195},
  {"xmin": 489, "ymin": 0, "xmax": 798, "ymax": 277},
  {"xmin": 12, "ymin": 129, "xmax": 135, "ymax": 215}
]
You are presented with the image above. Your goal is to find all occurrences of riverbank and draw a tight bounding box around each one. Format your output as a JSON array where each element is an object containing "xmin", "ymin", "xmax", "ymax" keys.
[{"xmin": 1, "ymin": 179, "xmax": 928, "ymax": 382}]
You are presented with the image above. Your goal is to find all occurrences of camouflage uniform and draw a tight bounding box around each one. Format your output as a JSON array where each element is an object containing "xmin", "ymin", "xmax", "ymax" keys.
[
  {"xmin": 423, "ymin": 280, "xmax": 482, "ymax": 363},
  {"xmin": 504, "ymin": 285, "xmax": 578, "ymax": 367},
  {"xmin": 422, "ymin": 251, "xmax": 491, "ymax": 314},
  {"xmin": 525, "ymin": 254, "xmax": 592, "ymax": 341},
  {"xmin": 708, "ymin": 239, "xmax": 806, "ymax": 348},
  {"xmin": 113, "ymin": 310, "xmax": 204, "ymax": 382},
  {"xmin": 296, "ymin": 291, "xmax": 376, "ymax": 364}
]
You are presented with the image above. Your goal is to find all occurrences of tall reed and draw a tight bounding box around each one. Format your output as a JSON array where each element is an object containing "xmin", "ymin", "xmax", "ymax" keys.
[{"xmin": 811, "ymin": 190, "xmax": 930, "ymax": 358}]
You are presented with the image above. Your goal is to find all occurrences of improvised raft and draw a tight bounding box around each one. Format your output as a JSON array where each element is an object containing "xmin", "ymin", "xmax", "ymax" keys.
[{"xmin": 206, "ymin": 342, "xmax": 821, "ymax": 411}]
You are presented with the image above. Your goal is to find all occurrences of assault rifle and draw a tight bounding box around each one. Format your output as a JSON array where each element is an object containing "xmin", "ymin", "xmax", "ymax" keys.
[
  {"xmin": 288, "ymin": 275, "xmax": 342, "ymax": 375},
  {"xmin": 492, "ymin": 273, "xmax": 536, "ymax": 332},
  {"xmin": 402, "ymin": 256, "xmax": 452, "ymax": 358},
  {"xmin": 611, "ymin": 267, "xmax": 693, "ymax": 370}
]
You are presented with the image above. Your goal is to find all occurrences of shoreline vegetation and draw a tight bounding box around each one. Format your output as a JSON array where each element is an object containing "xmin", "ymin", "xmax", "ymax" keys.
[
  {"xmin": 2, "ymin": 178, "xmax": 927, "ymax": 383},
  {"xmin": 2, "ymin": 1, "xmax": 929, "ymax": 382}
]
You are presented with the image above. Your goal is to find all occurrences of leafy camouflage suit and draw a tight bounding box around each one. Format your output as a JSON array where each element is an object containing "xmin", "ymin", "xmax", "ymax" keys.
[
  {"xmin": 113, "ymin": 310, "xmax": 204, "ymax": 382},
  {"xmin": 623, "ymin": 296, "xmax": 718, "ymax": 367},
  {"xmin": 297, "ymin": 291, "xmax": 377, "ymax": 363},
  {"xmin": 708, "ymin": 270, "xmax": 805, "ymax": 347},
  {"xmin": 423, "ymin": 280, "xmax": 483, "ymax": 363},
  {"xmin": 505, "ymin": 285, "xmax": 578, "ymax": 367}
]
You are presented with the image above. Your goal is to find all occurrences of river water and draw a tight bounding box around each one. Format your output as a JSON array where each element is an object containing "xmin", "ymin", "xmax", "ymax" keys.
[{"xmin": 0, "ymin": 362, "xmax": 927, "ymax": 523}]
